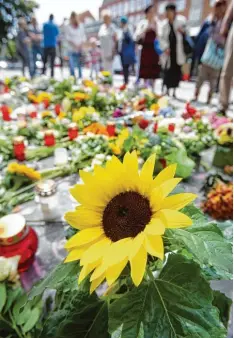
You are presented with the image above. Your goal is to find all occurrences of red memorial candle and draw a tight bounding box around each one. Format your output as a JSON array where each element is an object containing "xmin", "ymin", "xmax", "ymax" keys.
[
  {"xmin": 13, "ymin": 136, "xmax": 26, "ymax": 161},
  {"xmin": 0, "ymin": 214, "xmax": 38, "ymax": 272},
  {"xmin": 107, "ymin": 122, "xmax": 116, "ymax": 136},
  {"xmin": 68, "ymin": 123, "xmax": 78, "ymax": 140},
  {"xmin": 44, "ymin": 130, "xmax": 55, "ymax": 147}
]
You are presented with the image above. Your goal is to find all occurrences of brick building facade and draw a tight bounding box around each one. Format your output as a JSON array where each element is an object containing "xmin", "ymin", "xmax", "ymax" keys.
[{"xmin": 99, "ymin": 0, "xmax": 217, "ymax": 29}]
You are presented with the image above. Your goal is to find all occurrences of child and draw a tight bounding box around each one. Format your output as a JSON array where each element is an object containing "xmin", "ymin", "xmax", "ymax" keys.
[
  {"xmin": 194, "ymin": 0, "xmax": 226, "ymax": 104},
  {"xmin": 89, "ymin": 38, "xmax": 101, "ymax": 80}
]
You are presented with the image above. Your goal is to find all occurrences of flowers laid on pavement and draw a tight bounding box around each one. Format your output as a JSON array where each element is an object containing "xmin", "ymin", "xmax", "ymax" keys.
[
  {"xmin": 7, "ymin": 162, "xmax": 41, "ymax": 181},
  {"xmin": 64, "ymin": 152, "xmax": 196, "ymax": 292}
]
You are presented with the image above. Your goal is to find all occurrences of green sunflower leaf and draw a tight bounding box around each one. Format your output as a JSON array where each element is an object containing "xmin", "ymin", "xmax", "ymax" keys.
[
  {"xmin": 109, "ymin": 254, "xmax": 227, "ymax": 338},
  {"xmin": 28, "ymin": 262, "xmax": 81, "ymax": 301},
  {"xmin": 40, "ymin": 290, "xmax": 110, "ymax": 338},
  {"xmin": 167, "ymin": 223, "xmax": 232, "ymax": 279}
]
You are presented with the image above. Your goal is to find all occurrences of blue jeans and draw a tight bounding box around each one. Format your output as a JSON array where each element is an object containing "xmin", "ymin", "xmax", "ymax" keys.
[
  {"xmin": 69, "ymin": 52, "xmax": 82, "ymax": 78},
  {"xmin": 32, "ymin": 45, "xmax": 42, "ymax": 76}
]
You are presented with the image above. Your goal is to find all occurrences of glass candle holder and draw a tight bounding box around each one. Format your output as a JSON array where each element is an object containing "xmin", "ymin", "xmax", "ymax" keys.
[
  {"xmin": 54, "ymin": 148, "xmax": 68, "ymax": 166},
  {"xmin": 44, "ymin": 130, "xmax": 55, "ymax": 147},
  {"xmin": 29, "ymin": 111, "xmax": 37, "ymax": 119},
  {"xmin": 1, "ymin": 105, "xmax": 11, "ymax": 121},
  {"xmin": 35, "ymin": 179, "xmax": 60, "ymax": 221},
  {"xmin": 168, "ymin": 123, "xmax": 175, "ymax": 133},
  {"xmin": 107, "ymin": 122, "xmax": 116, "ymax": 137},
  {"xmin": 13, "ymin": 136, "xmax": 26, "ymax": 161},
  {"xmin": 68, "ymin": 123, "xmax": 78, "ymax": 140},
  {"xmin": 0, "ymin": 214, "xmax": 38, "ymax": 272}
]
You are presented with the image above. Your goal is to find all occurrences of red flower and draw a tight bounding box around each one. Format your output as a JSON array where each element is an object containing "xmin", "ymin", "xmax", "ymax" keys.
[
  {"xmin": 139, "ymin": 119, "xmax": 149, "ymax": 130},
  {"xmin": 55, "ymin": 104, "xmax": 61, "ymax": 116}
]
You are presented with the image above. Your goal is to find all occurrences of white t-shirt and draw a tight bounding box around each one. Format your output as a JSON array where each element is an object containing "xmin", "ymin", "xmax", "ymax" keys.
[
  {"xmin": 98, "ymin": 23, "xmax": 116, "ymax": 59},
  {"xmin": 65, "ymin": 24, "xmax": 86, "ymax": 53}
]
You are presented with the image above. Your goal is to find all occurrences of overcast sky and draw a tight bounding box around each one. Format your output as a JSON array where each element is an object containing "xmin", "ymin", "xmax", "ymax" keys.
[{"xmin": 35, "ymin": 0, "xmax": 103, "ymax": 25}]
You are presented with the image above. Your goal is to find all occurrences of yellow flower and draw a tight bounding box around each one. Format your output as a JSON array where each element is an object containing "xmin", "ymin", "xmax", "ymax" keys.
[
  {"xmin": 28, "ymin": 93, "xmax": 40, "ymax": 104},
  {"xmin": 83, "ymin": 79, "xmax": 96, "ymax": 88},
  {"xmin": 73, "ymin": 92, "xmax": 89, "ymax": 101},
  {"xmin": 109, "ymin": 128, "xmax": 129, "ymax": 155},
  {"xmin": 101, "ymin": 71, "xmax": 111, "ymax": 77},
  {"xmin": 37, "ymin": 92, "xmax": 52, "ymax": 103},
  {"xmin": 73, "ymin": 110, "xmax": 85, "ymax": 122},
  {"xmin": 19, "ymin": 77, "xmax": 27, "ymax": 82},
  {"xmin": 41, "ymin": 111, "xmax": 52, "ymax": 118},
  {"xmin": 4, "ymin": 78, "xmax": 10, "ymax": 86},
  {"xmin": 150, "ymin": 103, "xmax": 160, "ymax": 115},
  {"xmin": 64, "ymin": 152, "xmax": 196, "ymax": 293},
  {"xmin": 49, "ymin": 118, "xmax": 56, "ymax": 124},
  {"xmin": 58, "ymin": 111, "xmax": 66, "ymax": 120},
  {"xmin": 7, "ymin": 163, "xmax": 41, "ymax": 180}
]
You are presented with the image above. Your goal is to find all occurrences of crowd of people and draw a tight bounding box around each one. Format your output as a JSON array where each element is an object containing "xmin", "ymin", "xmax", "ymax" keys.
[{"xmin": 16, "ymin": 0, "xmax": 233, "ymax": 115}]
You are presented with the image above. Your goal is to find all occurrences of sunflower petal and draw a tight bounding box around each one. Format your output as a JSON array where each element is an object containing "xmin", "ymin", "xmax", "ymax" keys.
[
  {"xmin": 140, "ymin": 154, "xmax": 156, "ymax": 182},
  {"xmin": 80, "ymin": 237, "xmax": 111, "ymax": 265},
  {"xmin": 158, "ymin": 209, "xmax": 193, "ymax": 228},
  {"xmin": 70, "ymin": 184, "xmax": 105, "ymax": 207},
  {"xmin": 90, "ymin": 263, "xmax": 107, "ymax": 281},
  {"xmin": 152, "ymin": 164, "xmax": 177, "ymax": 188},
  {"xmin": 64, "ymin": 247, "xmax": 86, "ymax": 263},
  {"xmin": 103, "ymin": 238, "xmax": 132, "ymax": 267},
  {"xmin": 150, "ymin": 187, "xmax": 163, "ymax": 212},
  {"xmin": 106, "ymin": 258, "xmax": 128, "ymax": 286},
  {"xmin": 130, "ymin": 244, "xmax": 147, "ymax": 286},
  {"xmin": 129, "ymin": 232, "xmax": 145, "ymax": 260},
  {"xmin": 161, "ymin": 193, "xmax": 197, "ymax": 210},
  {"xmin": 140, "ymin": 154, "xmax": 156, "ymax": 195},
  {"xmin": 78, "ymin": 259, "xmax": 101, "ymax": 284},
  {"xmin": 145, "ymin": 218, "xmax": 165, "ymax": 236},
  {"xmin": 123, "ymin": 151, "xmax": 139, "ymax": 175},
  {"xmin": 65, "ymin": 227, "xmax": 104, "ymax": 249},
  {"xmin": 65, "ymin": 207, "xmax": 102, "ymax": 229},
  {"xmin": 160, "ymin": 178, "xmax": 182, "ymax": 198},
  {"xmin": 144, "ymin": 235, "xmax": 164, "ymax": 260},
  {"xmin": 79, "ymin": 170, "xmax": 93, "ymax": 184},
  {"xmin": 90, "ymin": 273, "xmax": 105, "ymax": 294}
]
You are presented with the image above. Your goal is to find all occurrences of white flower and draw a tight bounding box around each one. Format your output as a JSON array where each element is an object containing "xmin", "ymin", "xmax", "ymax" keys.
[
  {"xmin": 91, "ymin": 159, "xmax": 103, "ymax": 168},
  {"xmin": 95, "ymin": 154, "xmax": 106, "ymax": 161},
  {"xmin": 0, "ymin": 256, "xmax": 20, "ymax": 283}
]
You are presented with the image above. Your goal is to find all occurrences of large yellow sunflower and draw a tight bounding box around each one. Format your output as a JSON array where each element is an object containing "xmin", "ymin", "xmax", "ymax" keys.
[{"xmin": 64, "ymin": 152, "xmax": 196, "ymax": 293}]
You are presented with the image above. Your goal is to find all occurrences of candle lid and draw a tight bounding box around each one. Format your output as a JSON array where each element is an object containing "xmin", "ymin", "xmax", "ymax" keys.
[
  {"xmin": 35, "ymin": 179, "xmax": 56, "ymax": 196},
  {"xmin": 44, "ymin": 130, "xmax": 54, "ymax": 136},
  {"xmin": 68, "ymin": 122, "xmax": 78, "ymax": 129},
  {"xmin": 0, "ymin": 214, "xmax": 25, "ymax": 239},
  {"xmin": 13, "ymin": 136, "xmax": 25, "ymax": 144}
]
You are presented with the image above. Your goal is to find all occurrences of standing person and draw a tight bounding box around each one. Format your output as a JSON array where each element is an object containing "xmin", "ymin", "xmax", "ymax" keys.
[
  {"xmin": 65, "ymin": 12, "xmax": 86, "ymax": 79},
  {"xmin": 219, "ymin": 0, "xmax": 233, "ymax": 115},
  {"xmin": 42, "ymin": 14, "xmax": 59, "ymax": 78},
  {"xmin": 29, "ymin": 16, "xmax": 42, "ymax": 76},
  {"xmin": 58, "ymin": 18, "xmax": 68, "ymax": 71},
  {"xmin": 119, "ymin": 16, "xmax": 136, "ymax": 86},
  {"xmin": 98, "ymin": 10, "xmax": 117, "ymax": 73},
  {"xmin": 135, "ymin": 5, "xmax": 161, "ymax": 88},
  {"xmin": 89, "ymin": 38, "xmax": 101, "ymax": 80},
  {"xmin": 190, "ymin": 17, "xmax": 213, "ymax": 78},
  {"xmin": 193, "ymin": 0, "xmax": 227, "ymax": 104},
  {"xmin": 160, "ymin": 4, "xmax": 187, "ymax": 97},
  {"xmin": 16, "ymin": 18, "xmax": 33, "ymax": 78}
]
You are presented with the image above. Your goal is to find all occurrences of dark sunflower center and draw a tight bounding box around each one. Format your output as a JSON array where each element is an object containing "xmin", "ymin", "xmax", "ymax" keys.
[{"xmin": 102, "ymin": 191, "xmax": 152, "ymax": 242}]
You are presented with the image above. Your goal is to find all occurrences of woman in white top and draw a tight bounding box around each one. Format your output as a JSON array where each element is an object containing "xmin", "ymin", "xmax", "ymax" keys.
[
  {"xmin": 66, "ymin": 11, "xmax": 86, "ymax": 78},
  {"xmin": 98, "ymin": 10, "xmax": 117, "ymax": 72},
  {"xmin": 160, "ymin": 4, "xmax": 187, "ymax": 96}
]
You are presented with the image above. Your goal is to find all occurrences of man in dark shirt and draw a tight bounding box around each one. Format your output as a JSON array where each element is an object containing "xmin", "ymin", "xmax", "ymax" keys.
[
  {"xmin": 42, "ymin": 14, "xmax": 59, "ymax": 77},
  {"xmin": 16, "ymin": 17, "xmax": 33, "ymax": 78},
  {"xmin": 29, "ymin": 16, "xmax": 42, "ymax": 76}
]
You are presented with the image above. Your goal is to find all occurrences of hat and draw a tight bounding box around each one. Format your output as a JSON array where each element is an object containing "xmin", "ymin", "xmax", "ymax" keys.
[{"xmin": 120, "ymin": 16, "xmax": 128, "ymax": 24}]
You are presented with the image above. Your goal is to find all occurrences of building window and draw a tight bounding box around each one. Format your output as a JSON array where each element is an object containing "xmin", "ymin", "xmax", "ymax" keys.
[
  {"xmin": 189, "ymin": 0, "xmax": 203, "ymax": 26},
  {"xmin": 176, "ymin": 0, "xmax": 186, "ymax": 12}
]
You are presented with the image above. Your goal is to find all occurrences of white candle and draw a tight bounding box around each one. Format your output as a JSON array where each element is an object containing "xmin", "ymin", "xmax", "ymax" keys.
[
  {"xmin": 0, "ymin": 214, "xmax": 25, "ymax": 238},
  {"xmin": 54, "ymin": 148, "xmax": 68, "ymax": 166}
]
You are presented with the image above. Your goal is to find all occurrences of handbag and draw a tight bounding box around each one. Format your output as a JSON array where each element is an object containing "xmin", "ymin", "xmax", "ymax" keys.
[
  {"xmin": 201, "ymin": 38, "xmax": 225, "ymax": 70},
  {"xmin": 183, "ymin": 34, "xmax": 194, "ymax": 56}
]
